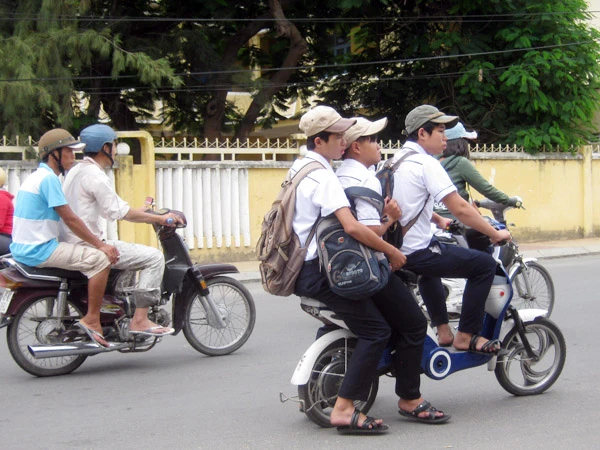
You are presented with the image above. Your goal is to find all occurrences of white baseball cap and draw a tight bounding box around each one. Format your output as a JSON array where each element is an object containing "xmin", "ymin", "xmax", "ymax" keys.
[
  {"xmin": 299, "ymin": 105, "xmax": 356, "ymax": 137},
  {"xmin": 343, "ymin": 117, "xmax": 388, "ymax": 146}
]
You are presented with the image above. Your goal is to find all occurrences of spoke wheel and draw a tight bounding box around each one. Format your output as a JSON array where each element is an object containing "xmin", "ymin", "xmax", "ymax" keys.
[
  {"xmin": 510, "ymin": 261, "xmax": 555, "ymax": 317},
  {"xmin": 7, "ymin": 296, "xmax": 87, "ymax": 377},
  {"xmin": 183, "ymin": 276, "xmax": 255, "ymax": 356},
  {"xmin": 495, "ymin": 318, "xmax": 566, "ymax": 396},
  {"xmin": 298, "ymin": 338, "xmax": 379, "ymax": 428}
]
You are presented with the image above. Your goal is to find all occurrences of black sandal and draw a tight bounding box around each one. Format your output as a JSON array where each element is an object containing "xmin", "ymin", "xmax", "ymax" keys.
[
  {"xmin": 336, "ymin": 409, "xmax": 389, "ymax": 435},
  {"xmin": 468, "ymin": 334, "xmax": 501, "ymax": 355},
  {"xmin": 398, "ymin": 400, "xmax": 451, "ymax": 424}
]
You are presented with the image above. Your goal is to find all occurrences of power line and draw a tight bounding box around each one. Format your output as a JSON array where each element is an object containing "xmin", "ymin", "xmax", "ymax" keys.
[
  {"xmin": 1, "ymin": 11, "xmax": 599, "ymax": 24},
  {"xmin": 0, "ymin": 39, "xmax": 595, "ymax": 84}
]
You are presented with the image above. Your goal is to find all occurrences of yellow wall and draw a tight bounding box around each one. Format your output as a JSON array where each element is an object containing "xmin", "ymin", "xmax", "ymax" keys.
[{"xmin": 115, "ymin": 142, "xmax": 599, "ymax": 261}]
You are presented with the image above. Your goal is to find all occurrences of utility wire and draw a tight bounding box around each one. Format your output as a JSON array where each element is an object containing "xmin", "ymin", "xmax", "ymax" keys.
[
  {"xmin": 1, "ymin": 11, "xmax": 599, "ymax": 23},
  {"xmin": 0, "ymin": 39, "xmax": 595, "ymax": 84}
]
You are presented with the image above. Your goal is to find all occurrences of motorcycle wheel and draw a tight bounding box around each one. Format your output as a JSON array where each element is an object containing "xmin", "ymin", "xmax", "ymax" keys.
[
  {"xmin": 7, "ymin": 296, "xmax": 87, "ymax": 377},
  {"xmin": 495, "ymin": 317, "xmax": 566, "ymax": 396},
  {"xmin": 298, "ymin": 338, "xmax": 379, "ymax": 428},
  {"xmin": 510, "ymin": 261, "xmax": 555, "ymax": 317},
  {"xmin": 183, "ymin": 276, "xmax": 255, "ymax": 356}
]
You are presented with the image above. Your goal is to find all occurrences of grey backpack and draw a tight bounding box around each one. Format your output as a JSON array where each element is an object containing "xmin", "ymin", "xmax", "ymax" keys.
[{"xmin": 315, "ymin": 186, "xmax": 390, "ymax": 300}]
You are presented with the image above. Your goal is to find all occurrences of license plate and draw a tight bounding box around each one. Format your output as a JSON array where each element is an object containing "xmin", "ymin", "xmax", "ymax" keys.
[{"xmin": 0, "ymin": 287, "xmax": 15, "ymax": 314}]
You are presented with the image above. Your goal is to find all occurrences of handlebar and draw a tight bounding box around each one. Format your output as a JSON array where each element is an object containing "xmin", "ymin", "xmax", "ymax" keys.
[{"xmin": 475, "ymin": 197, "xmax": 523, "ymax": 223}]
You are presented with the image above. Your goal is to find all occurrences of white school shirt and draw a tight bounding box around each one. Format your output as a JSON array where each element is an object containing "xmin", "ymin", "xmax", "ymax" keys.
[
  {"xmin": 336, "ymin": 158, "xmax": 382, "ymax": 227},
  {"xmin": 289, "ymin": 151, "xmax": 350, "ymax": 261},
  {"xmin": 392, "ymin": 141, "xmax": 456, "ymax": 255}
]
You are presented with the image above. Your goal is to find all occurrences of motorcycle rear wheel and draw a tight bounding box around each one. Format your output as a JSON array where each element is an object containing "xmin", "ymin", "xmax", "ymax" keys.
[
  {"xmin": 495, "ymin": 317, "xmax": 566, "ymax": 396},
  {"xmin": 183, "ymin": 276, "xmax": 256, "ymax": 356},
  {"xmin": 298, "ymin": 338, "xmax": 379, "ymax": 428},
  {"xmin": 7, "ymin": 296, "xmax": 87, "ymax": 377},
  {"xmin": 510, "ymin": 261, "xmax": 555, "ymax": 317}
]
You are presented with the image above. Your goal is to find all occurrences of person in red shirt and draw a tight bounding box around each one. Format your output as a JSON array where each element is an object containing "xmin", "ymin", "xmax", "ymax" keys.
[{"xmin": 0, "ymin": 167, "xmax": 14, "ymax": 255}]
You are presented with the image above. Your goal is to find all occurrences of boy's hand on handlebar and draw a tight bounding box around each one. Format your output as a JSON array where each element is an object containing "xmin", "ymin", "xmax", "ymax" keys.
[
  {"xmin": 491, "ymin": 229, "xmax": 512, "ymax": 245},
  {"xmin": 99, "ymin": 243, "xmax": 120, "ymax": 264},
  {"xmin": 387, "ymin": 247, "xmax": 407, "ymax": 271}
]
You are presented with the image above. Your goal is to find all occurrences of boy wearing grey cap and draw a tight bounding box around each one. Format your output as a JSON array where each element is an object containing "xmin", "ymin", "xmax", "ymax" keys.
[{"xmin": 392, "ymin": 105, "xmax": 511, "ymax": 354}]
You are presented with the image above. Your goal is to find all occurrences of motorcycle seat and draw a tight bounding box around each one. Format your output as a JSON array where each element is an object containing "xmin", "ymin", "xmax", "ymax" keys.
[{"xmin": 13, "ymin": 261, "xmax": 87, "ymax": 282}]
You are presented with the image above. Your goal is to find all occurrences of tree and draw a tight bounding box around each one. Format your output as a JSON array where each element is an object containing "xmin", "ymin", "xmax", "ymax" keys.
[
  {"xmin": 306, "ymin": 0, "xmax": 600, "ymax": 149},
  {"xmin": 0, "ymin": 0, "xmax": 181, "ymax": 136}
]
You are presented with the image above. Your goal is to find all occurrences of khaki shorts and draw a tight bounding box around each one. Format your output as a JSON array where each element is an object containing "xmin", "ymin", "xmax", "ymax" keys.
[{"xmin": 39, "ymin": 242, "xmax": 111, "ymax": 278}]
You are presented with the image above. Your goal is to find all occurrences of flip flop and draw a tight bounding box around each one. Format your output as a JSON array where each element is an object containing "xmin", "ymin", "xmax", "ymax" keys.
[
  {"xmin": 129, "ymin": 326, "xmax": 175, "ymax": 337},
  {"xmin": 75, "ymin": 321, "xmax": 110, "ymax": 348},
  {"xmin": 336, "ymin": 409, "xmax": 389, "ymax": 435},
  {"xmin": 398, "ymin": 400, "xmax": 451, "ymax": 424}
]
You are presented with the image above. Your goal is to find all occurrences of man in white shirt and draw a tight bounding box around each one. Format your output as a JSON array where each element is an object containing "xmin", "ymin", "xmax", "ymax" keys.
[
  {"xmin": 292, "ymin": 106, "xmax": 408, "ymax": 434},
  {"xmin": 392, "ymin": 105, "xmax": 511, "ymax": 354},
  {"xmin": 60, "ymin": 124, "xmax": 181, "ymax": 337},
  {"xmin": 336, "ymin": 117, "xmax": 449, "ymax": 423}
]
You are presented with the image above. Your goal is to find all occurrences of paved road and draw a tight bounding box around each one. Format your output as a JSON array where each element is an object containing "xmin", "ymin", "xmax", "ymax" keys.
[{"xmin": 0, "ymin": 256, "xmax": 598, "ymax": 449}]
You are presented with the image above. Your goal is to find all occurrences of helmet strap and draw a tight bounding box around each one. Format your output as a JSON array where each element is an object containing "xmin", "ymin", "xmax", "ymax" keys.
[
  {"xmin": 50, "ymin": 148, "xmax": 66, "ymax": 176},
  {"xmin": 101, "ymin": 147, "xmax": 115, "ymax": 168}
]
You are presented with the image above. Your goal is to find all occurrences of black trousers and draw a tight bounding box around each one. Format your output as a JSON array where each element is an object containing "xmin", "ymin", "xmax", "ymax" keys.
[
  {"xmin": 373, "ymin": 274, "xmax": 427, "ymax": 400},
  {"xmin": 295, "ymin": 260, "xmax": 426, "ymax": 401},
  {"xmin": 405, "ymin": 238, "xmax": 496, "ymax": 334}
]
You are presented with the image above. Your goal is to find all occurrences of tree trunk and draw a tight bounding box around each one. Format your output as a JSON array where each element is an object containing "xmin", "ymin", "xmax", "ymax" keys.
[{"xmin": 235, "ymin": 0, "xmax": 308, "ymax": 139}]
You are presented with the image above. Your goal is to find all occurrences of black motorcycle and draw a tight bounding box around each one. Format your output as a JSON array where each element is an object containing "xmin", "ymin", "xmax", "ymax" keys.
[{"xmin": 0, "ymin": 208, "xmax": 256, "ymax": 377}]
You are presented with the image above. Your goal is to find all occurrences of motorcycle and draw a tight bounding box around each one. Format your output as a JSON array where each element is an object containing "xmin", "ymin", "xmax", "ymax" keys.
[
  {"xmin": 282, "ymin": 223, "xmax": 566, "ymax": 428},
  {"xmin": 0, "ymin": 207, "xmax": 256, "ymax": 377},
  {"xmin": 426, "ymin": 198, "xmax": 555, "ymax": 319}
]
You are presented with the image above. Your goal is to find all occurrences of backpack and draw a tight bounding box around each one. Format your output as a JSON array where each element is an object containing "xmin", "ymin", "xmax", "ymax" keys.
[
  {"xmin": 256, "ymin": 161, "xmax": 324, "ymax": 296},
  {"xmin": 315, "ymin": 186, "xmax": 390, "ymax": 300},
  {"xmin": 375, "ymin": 150, "xmax": 428, "ymax": 248}
]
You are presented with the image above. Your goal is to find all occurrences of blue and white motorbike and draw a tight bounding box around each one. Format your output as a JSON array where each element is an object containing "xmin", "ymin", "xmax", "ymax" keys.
[{"xmin": 282, "ymin": 224, "xmax": 566, "ymax": 428}]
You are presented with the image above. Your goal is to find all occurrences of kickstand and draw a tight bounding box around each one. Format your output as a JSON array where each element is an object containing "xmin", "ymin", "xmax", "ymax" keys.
[{"xmin": 279, "ymin": 392, "xmax": 306, "ymax": 412}]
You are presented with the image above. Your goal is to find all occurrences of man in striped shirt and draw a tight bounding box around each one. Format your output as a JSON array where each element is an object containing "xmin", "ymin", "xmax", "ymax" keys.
[{"xmin": 10, "ymin": 128, "xmax": 119, "ymax": 348}]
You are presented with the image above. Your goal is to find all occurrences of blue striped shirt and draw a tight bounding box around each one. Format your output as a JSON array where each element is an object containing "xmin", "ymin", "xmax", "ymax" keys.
[{"xmin": 9, "ymin": 163, "xmax": 68, "ymax": 266}]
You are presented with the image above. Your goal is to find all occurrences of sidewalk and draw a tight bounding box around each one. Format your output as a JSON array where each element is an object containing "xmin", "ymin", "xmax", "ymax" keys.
[{"xmin": 230, "ymin": 237, "xmax": 600, "ymax": 284}]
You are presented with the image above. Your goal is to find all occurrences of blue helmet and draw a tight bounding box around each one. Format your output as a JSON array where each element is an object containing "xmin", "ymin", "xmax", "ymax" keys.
[{"xmin": 80, "ymin": 124, "xmax": 117, "ymax": 153}]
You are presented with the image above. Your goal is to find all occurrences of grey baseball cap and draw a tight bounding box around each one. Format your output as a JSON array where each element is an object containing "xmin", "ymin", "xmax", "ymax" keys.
[{"xmin": 404, "ymin": 105, "xmax": 458, "ymax": 135}]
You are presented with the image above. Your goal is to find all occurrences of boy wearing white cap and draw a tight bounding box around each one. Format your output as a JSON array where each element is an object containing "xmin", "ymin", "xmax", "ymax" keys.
[
  {"xmin": 291, "ymin": 106, "xmax": 406, "ymax": 434},
  {"xmin": 337, "ymin": 117, "xmax": 450, "ymax": 424},
  {"xmin": 392, "ymin": 105, "xmax": 511, "ymax": 354}
]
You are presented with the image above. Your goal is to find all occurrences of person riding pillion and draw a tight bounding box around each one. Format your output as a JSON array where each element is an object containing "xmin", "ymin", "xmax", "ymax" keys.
[{"xmin": 59, "ymin": 124, "xmax": 182, "ymax": 337}]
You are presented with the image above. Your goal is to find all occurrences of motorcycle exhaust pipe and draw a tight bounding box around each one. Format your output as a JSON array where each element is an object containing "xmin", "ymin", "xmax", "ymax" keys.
[{"xmin": 28, "ymin": 342, "xmax": 128, "ymax": 359}]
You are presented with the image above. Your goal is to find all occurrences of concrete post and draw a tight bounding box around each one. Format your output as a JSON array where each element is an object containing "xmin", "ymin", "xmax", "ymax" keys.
[{"xmin": 582, "ymin": 145, "xmax": 594, "ymax": 237}]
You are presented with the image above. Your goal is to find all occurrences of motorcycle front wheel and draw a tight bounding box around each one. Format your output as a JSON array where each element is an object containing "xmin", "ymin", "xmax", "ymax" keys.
[
  {"xmin": 7, "ymin": 296, "xmax": 87, "ymax": 377},
  {"xmin": 510, "ymin": 261, "xmax": 555, "ymax": 317},
  {"xmin": 183, "ymin": 276, "xmax": 256, "ymax": 356},
  {"xmin": 495, "ymin": 317, "xmax": 566, "ymax": 396},
  {"xmin": 298, "ymin": 338, "xmax": 379, "ymax": 428}
]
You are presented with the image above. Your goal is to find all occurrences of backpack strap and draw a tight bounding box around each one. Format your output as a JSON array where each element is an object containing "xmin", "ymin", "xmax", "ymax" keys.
[
  {"xmin": 344, "ymin": 186, "xmax": 385, "ymax": 216},
  {"xmin": 287, "ymin": 160, "xmax": 325, "ymax": 248},
  {"xmin": 378, "ymin": 149, "xmax": 417, "ymax": 198}
]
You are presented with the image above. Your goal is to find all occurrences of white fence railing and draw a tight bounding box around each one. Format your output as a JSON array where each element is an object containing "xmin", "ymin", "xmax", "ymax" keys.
[{"xmin": 155, "ymin": 163, "xmax": 250, "ymax": 249}]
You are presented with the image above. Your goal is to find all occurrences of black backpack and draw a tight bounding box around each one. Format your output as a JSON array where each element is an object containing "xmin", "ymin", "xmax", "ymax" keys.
[
  {"xmin": 375, "ymin": 150, "xmax": 428, "ymax": 248},
  {"xmin": 315, "ymin": 186, "xmax": 390, "ymax": 300}
]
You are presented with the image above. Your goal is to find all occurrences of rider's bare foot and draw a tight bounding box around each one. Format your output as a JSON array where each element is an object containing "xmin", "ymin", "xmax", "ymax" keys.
[
  {"xmin": 398, "ymin": 397, "xmax": 445, "ymax": 420},
  {"xmin": 436, "ymin": 323, "xmax": 454, "ymax": 346}
]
